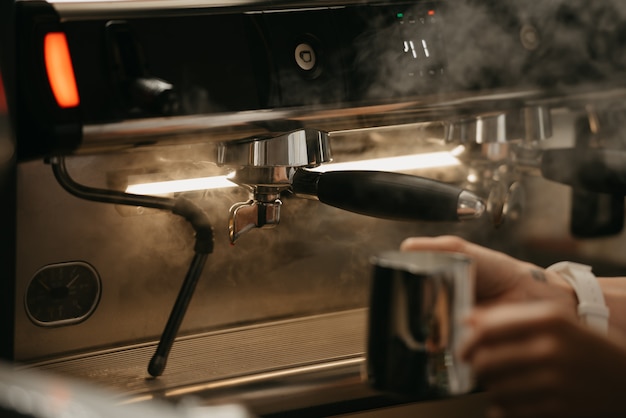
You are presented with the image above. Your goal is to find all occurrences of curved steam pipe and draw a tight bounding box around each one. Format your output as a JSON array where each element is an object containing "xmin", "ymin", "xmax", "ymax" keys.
[{"xmin": 49, "ymin": 156, "xmax": 214, "ymax": 377}]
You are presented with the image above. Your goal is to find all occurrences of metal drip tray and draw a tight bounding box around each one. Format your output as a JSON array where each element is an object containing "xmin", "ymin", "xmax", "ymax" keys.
[{"xmin": 19, "ymin": 309, "xmax": 386, "ymax": 416}]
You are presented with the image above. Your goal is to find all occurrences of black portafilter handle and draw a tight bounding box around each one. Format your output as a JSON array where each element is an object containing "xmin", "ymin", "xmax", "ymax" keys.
[
  {"xmin": 291, "ymin": 169, "xmax": 485, "ymax": 222},
  {"xmin": 541, "ymin": 148, "xmax": 626, "ymax": 195}
]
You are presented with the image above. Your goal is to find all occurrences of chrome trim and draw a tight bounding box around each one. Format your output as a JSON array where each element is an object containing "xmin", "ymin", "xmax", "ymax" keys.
[
  {"xmin": 217, "ymin": 129, "xmax": 331, "ymax": 168},
  {"xmin": 48, "ymin": 0, "xmax": 361, "ymax": 21},
  {"xmin": 75, "ymin": 87, "xmax": 626, "ymax": 155},
  {"xmin": 77, "ymin": 92, "xmax": 541, "ymax": 154},
  {"xmin": 164, "ymin": 357, "xmax": 364, "ymax": 398}
]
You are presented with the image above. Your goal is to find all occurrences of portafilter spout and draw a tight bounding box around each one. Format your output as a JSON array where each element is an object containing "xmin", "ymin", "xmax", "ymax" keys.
[
  {"xmin": 218, "ymin": 129, "xmax": 332, "ymax": 243},
  {"xmin": 218, "ymin": 129, "xmax": 485, "ymax": 243}
]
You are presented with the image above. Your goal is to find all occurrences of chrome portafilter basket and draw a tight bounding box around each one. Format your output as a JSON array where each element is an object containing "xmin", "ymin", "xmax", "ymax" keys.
[
  {"xmin": 218, "ymin": 129, "xmax": 332, "ymax": 243},
  {"xmin": 443, "ymin": 105, "xmax": 552, "ymax": 227}
]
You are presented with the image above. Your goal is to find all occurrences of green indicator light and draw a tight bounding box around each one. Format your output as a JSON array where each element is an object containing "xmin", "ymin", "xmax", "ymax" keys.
[{"xmin": 396, "ymin": 12, "xmax": 404, "ymax": 18}]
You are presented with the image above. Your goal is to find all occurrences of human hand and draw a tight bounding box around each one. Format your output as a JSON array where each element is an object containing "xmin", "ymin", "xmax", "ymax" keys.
[
  {"xmin": 400, "ymin": 236, "xmax": 626, "ymax": 417},
  {"xmin": 460, "ymin": 302, "xmax": 626, "ymax": 418},
  {"xmin": 400, "ymin": 235, "xmax": 577, "ymax": 311}
]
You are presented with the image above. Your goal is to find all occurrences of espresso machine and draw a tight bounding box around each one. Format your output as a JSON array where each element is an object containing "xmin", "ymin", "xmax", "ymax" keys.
[{"xmin": 3, "ymin": 0, "xmax": 626, "ymax": 416}]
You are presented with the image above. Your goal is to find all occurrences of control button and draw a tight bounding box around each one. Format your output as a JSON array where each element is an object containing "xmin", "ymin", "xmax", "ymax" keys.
[{"xmin": 295, "ymin": 43, "xmax": 317, "ymax": 71}]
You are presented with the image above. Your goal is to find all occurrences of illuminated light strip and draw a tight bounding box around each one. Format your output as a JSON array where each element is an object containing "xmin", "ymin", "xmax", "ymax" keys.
[
  {"xmin": 126, "ymin": 175, "xmax": 236, "ymax": 195},
  {"xmin": 44, "ymin": 32, "xmax": 80, "ymax": 108},
  {"xmin": 126, "ymin": 151, "xmax": 461, "ymax": 195}
]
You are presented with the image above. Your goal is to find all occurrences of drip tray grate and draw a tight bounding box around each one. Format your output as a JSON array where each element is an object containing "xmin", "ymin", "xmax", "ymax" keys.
[{"xmin": 21, "ymin": 309, "xmax": 368, "ymax": 403}]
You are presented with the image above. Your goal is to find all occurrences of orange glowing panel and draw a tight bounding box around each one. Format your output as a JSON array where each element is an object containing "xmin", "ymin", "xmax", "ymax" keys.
[{"xmin": 44, "ymin": 32, "xmax": 80, "ymax": 108}]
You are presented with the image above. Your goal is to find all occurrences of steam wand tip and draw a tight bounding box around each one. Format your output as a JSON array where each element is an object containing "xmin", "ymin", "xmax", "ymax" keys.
[
  {"xmin": 146, "ymin": 251, "xmax": 209, "ymax": 378},
  {"xmin": 148, "ymin": 354, "xmax": 167, "ymax": 377}
]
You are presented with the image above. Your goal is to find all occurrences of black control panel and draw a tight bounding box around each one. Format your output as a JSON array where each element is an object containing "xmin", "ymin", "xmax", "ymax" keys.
[
  {"xmin": 60, "ymin": 2, "xmax": 451, "ymax": 124},
  {"xmin": 14, "ymin": 0, "xmax": 626, "ymax": 160}
]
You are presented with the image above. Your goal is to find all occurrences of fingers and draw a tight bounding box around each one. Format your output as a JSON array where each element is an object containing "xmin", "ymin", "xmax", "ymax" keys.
[
  {"xmin": 469, "ymin": 333, "xmax": 557, "ymax": 377},
  {"xmin": 484, "ymin": 369, "xmax": 588, "ymax": 418},
  {"xmin": 460, "ymin": 304, "xmax": 581, "ymax": 418},
  {"xmin": 460, "ymin": 301, "xmax": 626, "ymax": 418},
  {"xmin": 400, "ymin": 235, "xmax": 469, "ymax": 253},
  {"xmin": 400, "ymin": 236, "xmax": 521, "ymax": 278},
  {"xmin": 401, "ymin": 235, "xmax": 532, "ymax": 302},
  {"xmin": 469, "ymin": 331, "xmax": 573, "ymax": 396},
  {"xmin": 484, "ymin": 367, "xmax": 566, "ymax": 418},
  {"xmin": 460, "ymin": 302, "xmax": 575, "ymax": 362},
  {"xmin": 400, "ymin": 236, "xmax": 579, "ymax": 315}
]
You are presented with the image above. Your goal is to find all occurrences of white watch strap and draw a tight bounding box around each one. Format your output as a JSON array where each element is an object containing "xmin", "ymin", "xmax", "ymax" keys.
[{"xmin": 547, "ymin": 261, "xmax": 609, "ymax": 334}]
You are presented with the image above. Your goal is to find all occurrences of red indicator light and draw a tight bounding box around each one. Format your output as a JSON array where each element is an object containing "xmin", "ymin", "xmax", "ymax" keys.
[
  {"xmin": 428, "ymin": 10, "xmax": 436, "ymax": 16},
  {"xmin": 44, "ymin": 32, "xmax": 80, "ymax": 108}
]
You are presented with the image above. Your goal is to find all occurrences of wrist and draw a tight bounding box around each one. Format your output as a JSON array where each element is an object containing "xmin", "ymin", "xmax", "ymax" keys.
[
  {"xmin": 545, "ymin": 268, "xmax": 578, "ymax": 309},
  {"xmin": 520, "ymin": 261, "xmax": 577, "ymax": 309},
  {"xmin": 547, "ymin": 261, "xmax": 610, "ymax": 334}
]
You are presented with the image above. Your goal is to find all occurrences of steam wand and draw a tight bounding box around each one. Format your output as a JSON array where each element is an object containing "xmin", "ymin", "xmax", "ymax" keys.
[{"xmin": 49, "ymin": 157, "xmax": 214, "ymax": 377}]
